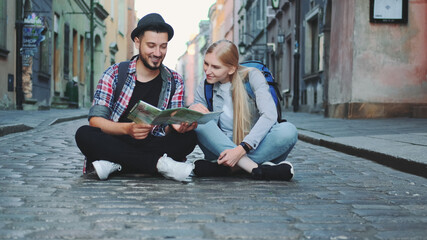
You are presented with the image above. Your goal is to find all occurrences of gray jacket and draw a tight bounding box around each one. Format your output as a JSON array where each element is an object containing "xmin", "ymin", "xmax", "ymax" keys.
[{"xmin": 193, "ymin": 68, "xmax": 277, "ymax": 150}]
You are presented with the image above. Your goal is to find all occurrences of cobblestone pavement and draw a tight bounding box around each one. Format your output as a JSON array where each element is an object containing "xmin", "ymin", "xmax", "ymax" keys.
[{"xmin": 0, "ymin": 119, "xmax": 426, "ymax": 240}]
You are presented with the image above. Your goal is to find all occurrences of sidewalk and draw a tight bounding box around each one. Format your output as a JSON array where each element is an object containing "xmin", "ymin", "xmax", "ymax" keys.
[
  {"xmin": 285, "ymin": 111, "xmax": 427, "ymax": 178},
  {"xmin": 0, "ymin": 108, "xmax": 88, "ymax": 136},
  {"xmin": 1, "ymin": 108, "xmax": 426, "ymax": 178}
]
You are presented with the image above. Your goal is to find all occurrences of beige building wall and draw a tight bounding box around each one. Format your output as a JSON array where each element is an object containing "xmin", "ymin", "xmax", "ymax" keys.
[
  {"xmin": 328, "ymin": 0, "xmax": 427, "ymax": 118},
  {"xmin": 209, "ymin": 0, "xmax": 234, "ymax": 42},
  {"xmin": 100, "ymin": 0, "xmax": 129, "ymax": 72},
  {"xmin": 127, "ymin": 0, "xmax": 136, "ymax": 59},
  {"xmin": 0, "ymin": 2, "xmax": 16, "ymax": 109}
]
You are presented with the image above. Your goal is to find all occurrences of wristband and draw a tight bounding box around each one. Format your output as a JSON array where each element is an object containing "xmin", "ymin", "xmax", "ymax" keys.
[{"xmin": 240, "ymin": 142, "xmax": 251, "ymax": 153}]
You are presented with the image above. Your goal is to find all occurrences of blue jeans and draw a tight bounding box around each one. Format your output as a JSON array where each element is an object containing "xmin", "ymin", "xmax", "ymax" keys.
[{"xmin": 195, "ymin": 120, "xmax": 298, "ymax": 164}]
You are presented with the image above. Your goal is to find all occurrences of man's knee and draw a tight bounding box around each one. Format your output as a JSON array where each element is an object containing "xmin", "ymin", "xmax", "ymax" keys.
[
  {"xmin": 75, "ymin": 125, "xmax": 90, "ymax": 144},
  {"xmin": 75, "ymin": 125, "xmax": 101, "ymax": 147}
]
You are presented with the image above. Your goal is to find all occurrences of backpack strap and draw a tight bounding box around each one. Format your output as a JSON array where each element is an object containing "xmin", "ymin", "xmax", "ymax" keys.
[
  {"xmin": 114, "ymin": 61, "xmax": 130, "ymax": 102},
  {"xmin": 204, "ymin": 79, "xmax": 214, "ymax": 111},
  {"xmin": 167, "ymin": 71, "xmax": 176, "ymax": 109},
  {"xmin": 163, "ymin": 67, "xmax": 176, "ymax": 109}
]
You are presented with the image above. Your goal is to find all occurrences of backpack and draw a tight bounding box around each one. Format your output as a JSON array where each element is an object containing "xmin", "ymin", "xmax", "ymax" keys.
[
  {"xmin": 115, "ymin": 61, "xmax": 175, "ymax": 108},
  {"xmin": 204, "ymin": 60, "xmax": 285, "ymax": 122}
]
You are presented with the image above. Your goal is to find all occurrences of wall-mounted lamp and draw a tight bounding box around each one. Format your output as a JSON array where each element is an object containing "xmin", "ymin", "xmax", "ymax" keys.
[
  {"xmin": 277, "ymin": 34, "xmax": 285, "ymax": 44},
  {"xmin": 238, "ymin": 41, "xmax": 247, "ymax": 55}
]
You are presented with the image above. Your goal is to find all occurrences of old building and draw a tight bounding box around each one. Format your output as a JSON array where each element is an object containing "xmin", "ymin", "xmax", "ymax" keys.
[
  {"xmin": 266, "ymin": 0, "xmax": 296, "ymax": 110},
  {"xmin": 177, "ymin": 21, "xmax": 211, "ymax": 106},
  {"xmin": 100, "ymin": 0, "xmax": 135, "ymax": 72},
  {"xmin": 0, "ymin": 0, "xmax": 17, "ymax": 109},
  {"xmin": 326, "ymin": 0, "xmax": 427, "ymax": 118},
  {"xmin": 0, "ymin": 0, "xmax": 142, "ymax": 110},
  {"xmin": 174, "ymin": 0, "xmax": 427, "ymax": 119}
]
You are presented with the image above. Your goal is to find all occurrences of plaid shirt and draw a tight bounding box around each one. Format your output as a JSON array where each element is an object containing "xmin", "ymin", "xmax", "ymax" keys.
[{"xmin": 92, "ymin": 55, "xmax": 185, "ymax": 136}]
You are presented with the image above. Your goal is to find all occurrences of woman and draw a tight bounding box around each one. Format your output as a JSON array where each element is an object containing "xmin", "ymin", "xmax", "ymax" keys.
[{"xmin": 190, "ymin": 39, "xmax": 298, "ymax": 181}]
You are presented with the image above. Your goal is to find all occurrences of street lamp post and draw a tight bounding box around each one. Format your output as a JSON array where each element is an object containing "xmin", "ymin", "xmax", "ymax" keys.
[
  {"xmin": 15, "ymin": 0, "xmax": 24, "ymax": 110},
  {"xmin": 89, "ymin": 0, "xmax": 94, "ymax": 101}
]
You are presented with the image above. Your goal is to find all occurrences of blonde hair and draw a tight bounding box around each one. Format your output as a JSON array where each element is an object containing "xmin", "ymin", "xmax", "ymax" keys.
[{"xmin": 205, "ymin": 40, "xmax": 251, "ymax": 144}]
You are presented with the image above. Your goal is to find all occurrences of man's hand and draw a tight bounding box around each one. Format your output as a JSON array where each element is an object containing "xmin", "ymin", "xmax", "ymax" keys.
[
  {"xmin": 189, "ymin": 103, "xmax": 210, "ymax": 114},
  {"xmin": 127, "ymin": 122, "xmax": 153, "ymax": 139},
  {"xmin": 217, "ymin": 146, "xmax": 246, "ymax": 167},
  {"xmin": 170, "ymin": 122, "xmax": 198, "ymax": 134}
]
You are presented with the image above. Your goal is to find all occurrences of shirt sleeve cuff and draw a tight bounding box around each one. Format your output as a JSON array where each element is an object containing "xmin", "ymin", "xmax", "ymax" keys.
[{"xmin": 88, "ymin": 105, "xmax": 111, "ymax": 120}]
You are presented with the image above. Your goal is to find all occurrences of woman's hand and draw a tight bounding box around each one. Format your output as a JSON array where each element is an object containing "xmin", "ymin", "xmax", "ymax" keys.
[
  {"xmin": 170, "ymin": 122, "xmax": 198, "ymax": 133},
  {"xmin": 127, "ymin": 122, "xmax": 153, "ymax": 139},
  {"xmin": 189, "ymin": 103, "xmax": 210, "ymax": 114},
  {"xmin": 217, "ymin": 146, "xmax": 246, "ymax": 167}
]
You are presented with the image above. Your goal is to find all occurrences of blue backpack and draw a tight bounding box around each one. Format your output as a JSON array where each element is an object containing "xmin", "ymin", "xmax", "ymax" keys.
[{"xmin": 204, "ymin": 60, "xmax": 285, "ymax": 122}]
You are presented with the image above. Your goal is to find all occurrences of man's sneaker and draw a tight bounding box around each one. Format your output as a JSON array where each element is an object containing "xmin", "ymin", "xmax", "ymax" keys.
[
  {"xmin": 193, "ymin": 160, "xmax": 231, "ymax": 177},
  {"xmin": 251, "ymin": 160, "xmax": 294, "ymax": 181},
  {"xmin": 157, "ymin": 154, "xmax": 193, "ymax": 182},
  {"xmin": 92, "ymin": 160, "xmax": 122, "ymax": 180}
]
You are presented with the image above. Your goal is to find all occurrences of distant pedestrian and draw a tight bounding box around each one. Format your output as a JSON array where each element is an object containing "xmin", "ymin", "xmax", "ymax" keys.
[
  {"xmin": 189, "ymin": 39, "xmax": 298, "ymax": 181},
  {"xmin": 75, "ymin": 13, "xmax": 197, "ymax": 182}
]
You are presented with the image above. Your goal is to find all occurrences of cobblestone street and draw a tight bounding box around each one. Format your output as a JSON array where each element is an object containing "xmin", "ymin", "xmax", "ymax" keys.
[{"xmin": 0, "ymin": 119, "xmax": 426, "ymax": 239}]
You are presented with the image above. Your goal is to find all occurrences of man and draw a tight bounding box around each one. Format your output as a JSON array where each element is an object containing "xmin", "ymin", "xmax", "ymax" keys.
[{"xmin": 75, "ymin": 13, "xmax": 197, "ymax": 182}]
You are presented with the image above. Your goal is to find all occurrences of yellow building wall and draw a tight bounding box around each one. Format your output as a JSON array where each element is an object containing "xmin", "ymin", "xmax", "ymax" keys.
[{"xmin": 100, "ymin": 0, "xmax": 129, "ymax": 70}]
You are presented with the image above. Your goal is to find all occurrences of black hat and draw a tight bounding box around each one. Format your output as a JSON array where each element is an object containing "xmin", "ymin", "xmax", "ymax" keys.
[{"xmin": 131, "ymin": 13, "xmax": 174, "ymax": 41}]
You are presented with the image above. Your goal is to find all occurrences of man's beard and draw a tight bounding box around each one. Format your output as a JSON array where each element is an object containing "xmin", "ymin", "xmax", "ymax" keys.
[{"xmin": 139, "ymin": 53, "xmax": 162, "ymax": 70}]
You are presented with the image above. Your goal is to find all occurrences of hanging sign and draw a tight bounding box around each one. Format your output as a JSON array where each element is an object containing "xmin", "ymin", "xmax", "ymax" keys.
[
  {"xmin": 370, "ymin": 0, "xmax": 408, "ymax": 24},
  {"xmin": 21, "ymin": 13, "xmax": 45, "ymax": 56}
]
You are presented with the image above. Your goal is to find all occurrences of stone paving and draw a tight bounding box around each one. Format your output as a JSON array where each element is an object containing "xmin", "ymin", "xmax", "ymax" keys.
[{"xmin": 0, "ymin": 119, "xmax": 426, "ymax": 239}]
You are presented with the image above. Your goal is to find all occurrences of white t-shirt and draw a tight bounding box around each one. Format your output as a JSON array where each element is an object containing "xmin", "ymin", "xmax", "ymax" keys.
[{"xmin": 218, "ymin": 82, "xmax": 233, "ymax": 139}]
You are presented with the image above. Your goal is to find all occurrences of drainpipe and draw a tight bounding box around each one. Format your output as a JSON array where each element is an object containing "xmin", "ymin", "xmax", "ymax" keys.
[
  {"xmin": 15, "ymin": 0, "xmax": 24, "ymax": 110},
  {"xmin": 292, "ymin": 0, "xmax": 300, "ymax": 112},
  {"xmin": 89, "ymin": 0, "xmax": 94, "ymax": 101}
]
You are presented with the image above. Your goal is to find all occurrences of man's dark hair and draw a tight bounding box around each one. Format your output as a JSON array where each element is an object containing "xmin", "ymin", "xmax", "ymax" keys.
[{"xmin": 137, "ymin": 25, "xmax": 171, "ymax": 39}]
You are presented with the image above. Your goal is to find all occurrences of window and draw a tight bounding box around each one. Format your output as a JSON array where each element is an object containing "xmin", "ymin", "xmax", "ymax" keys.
[
  {"xmin": 63, "ymin": 23, "xmax": 70, "ymax": 79},
  {"xmin": 309, "ymin": 17, "xmax": 319, "ymax": 73},
  {"xmin": 72, "ymin": 29, "xmax": 78, "ymax": 78},
  {"xmin": 304, "ymin": 8, "xmax": 320, "ymax": 75},
  {"xmin": 110, "ymin": 0, "xmax": 114, "ymax": 20},
  {"xmin": 0, "ymin": 0, "xmax": 8, "ymax": 56},
  {"xmin": 118, "ymin": 1, "xmax": 125, "ymax": 36},
  {"xmin": 39, "ymin": 34, "xmax": 49, "ymax": 74},
  {"xmin": 79, "ymin": 35, "xmax": 85, "ymax": 83}
]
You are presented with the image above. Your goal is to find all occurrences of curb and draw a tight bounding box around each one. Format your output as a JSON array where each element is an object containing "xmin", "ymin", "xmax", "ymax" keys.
[
  {"xmin": 0, "ymin": 114, "xmax": 87, "ymax": 137},
  {"xmin": 298, "ymin": 133, "xmax": 427, "ymax": 179},
  {"xmin": 0, "ymin": 124, "xmax": 33, "ymax": 137},
  {"xmin": 49, "ymin": 114, "xmax": 88, "ymax": 126}
]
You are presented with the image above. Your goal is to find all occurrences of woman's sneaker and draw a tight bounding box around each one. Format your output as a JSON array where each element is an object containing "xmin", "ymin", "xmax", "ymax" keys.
[
  {"xmin": 251, "ymin": 161, "xmax": 294, "ymax": 181},
  {"xmin": 92, "ymin": 160, "xmax": 122, "ymax": 180},
  {"xmin": 157, "ymin": 154, "xmax": 194, "ymax": 183}
]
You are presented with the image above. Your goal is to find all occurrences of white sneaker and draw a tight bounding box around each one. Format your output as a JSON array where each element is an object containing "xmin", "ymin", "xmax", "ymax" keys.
[
  {"xmin": 92, "ymin": 160, "xmax": 122, "ymax": 180},
  {"xmin": 157, "ymin": 154, "xmax": 194, "ymax": 182}
]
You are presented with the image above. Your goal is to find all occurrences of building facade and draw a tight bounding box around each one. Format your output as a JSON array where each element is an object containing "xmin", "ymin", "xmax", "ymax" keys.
[
  {"xmin": 0, "ymin": 0, "xmax": 17, "ymax": 109},
  {"xmin": 326, "ymin": 0, "xmax": 427, "ymax": 118},
  {"xmin": 0, "ymin": 0, "xmax": 140, "ymax": 111},
  {"xmin": 180, "ymin": 0, "xmax": 427, "ymax": 119},
  {"xmin": 100, "ymin": 0, "xmax": 134, "ymax": 73}
]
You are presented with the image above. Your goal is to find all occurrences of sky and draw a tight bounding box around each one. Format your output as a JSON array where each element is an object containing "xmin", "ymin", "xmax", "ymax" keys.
[{"xmin": 134, "ymin": 0, "xmax": 217, "ymax": 69}]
